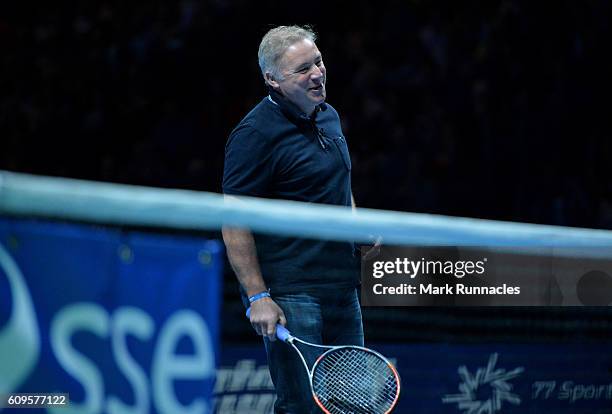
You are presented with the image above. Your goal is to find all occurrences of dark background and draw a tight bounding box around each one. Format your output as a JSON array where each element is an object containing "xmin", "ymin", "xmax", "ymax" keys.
[{"xmin": 2, "ymin": 0, "xmax": 612, "ymax": 343}]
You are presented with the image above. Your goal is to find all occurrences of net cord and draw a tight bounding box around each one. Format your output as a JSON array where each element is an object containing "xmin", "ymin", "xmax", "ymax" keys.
[{"xmin": 1, "ymin": 170, "xmax": 611, "ymax": 258}]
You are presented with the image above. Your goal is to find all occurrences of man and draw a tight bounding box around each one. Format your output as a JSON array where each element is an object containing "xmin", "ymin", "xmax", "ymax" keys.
[{"xmin": 222, "ymin": 25, "xmax": 362, "ymax": 413}]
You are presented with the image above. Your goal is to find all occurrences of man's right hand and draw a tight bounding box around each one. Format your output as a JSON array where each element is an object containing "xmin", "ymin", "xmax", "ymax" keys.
[{"xmin": 248, "ymin": 297, "xmax": 287, "ymax": 341}]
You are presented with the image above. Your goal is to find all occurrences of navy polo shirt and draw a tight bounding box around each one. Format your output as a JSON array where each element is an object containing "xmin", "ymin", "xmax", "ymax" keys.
[{"xmin": 223, "ymin": 90, "xmax": 359, "ymax": 294}]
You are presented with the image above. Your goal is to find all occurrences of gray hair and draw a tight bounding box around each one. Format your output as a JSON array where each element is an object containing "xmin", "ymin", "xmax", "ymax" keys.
[{"xmin": 258, "ymin": 25, "xmax": 317, "ymax": 81}]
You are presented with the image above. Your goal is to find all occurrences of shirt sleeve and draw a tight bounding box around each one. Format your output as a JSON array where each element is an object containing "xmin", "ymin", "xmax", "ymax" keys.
[{"xmin": 222, "ymin": 124, "xmax": 273, "ymax": 196}]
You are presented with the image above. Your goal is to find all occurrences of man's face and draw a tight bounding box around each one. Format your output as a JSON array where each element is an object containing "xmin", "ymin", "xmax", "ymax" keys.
[{"xmin": 272, "ymin": 39, "xmax": 326, "ymax": 115}]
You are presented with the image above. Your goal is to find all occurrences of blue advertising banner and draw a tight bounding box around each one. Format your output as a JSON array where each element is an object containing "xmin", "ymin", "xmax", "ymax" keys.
[
  {"xmin": 0, "ymin": 217, "xmax": 223, "ymax": 414},
  {"xmin": 216, "ymin": 343, "xmax": 612, "ymax": 413}
]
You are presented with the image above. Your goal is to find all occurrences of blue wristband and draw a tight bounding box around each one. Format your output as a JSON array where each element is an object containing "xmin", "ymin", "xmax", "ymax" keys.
[{"xmin": 248, "ymin": 291, "xmax": 271, "ymax": 304}]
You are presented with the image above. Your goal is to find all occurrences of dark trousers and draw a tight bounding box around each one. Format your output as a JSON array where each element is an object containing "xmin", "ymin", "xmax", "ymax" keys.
[{"xmin": 264, "ymin": 288, "xmax": 364, "ymax": 414}]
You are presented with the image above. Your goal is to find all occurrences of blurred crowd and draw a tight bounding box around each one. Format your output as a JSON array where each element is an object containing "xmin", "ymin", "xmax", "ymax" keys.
[{"xmin": 2, "ymin": 0, "xmax": 611, "ymax": 229}]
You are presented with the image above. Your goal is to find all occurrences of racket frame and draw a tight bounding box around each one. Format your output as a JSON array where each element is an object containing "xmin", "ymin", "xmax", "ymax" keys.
[
  {"xmin": 246, "ymin": 308, "xmax": 401, "ymax": 413},
  {"xmin": 284, "ymin": 333, "xmax": 401, "ymax": 414}
]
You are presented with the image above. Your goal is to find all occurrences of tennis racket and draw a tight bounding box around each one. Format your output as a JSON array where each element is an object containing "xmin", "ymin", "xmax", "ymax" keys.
[{"xmin": 246, "ymin": 308, "xmax": 401, "ymax": 414}]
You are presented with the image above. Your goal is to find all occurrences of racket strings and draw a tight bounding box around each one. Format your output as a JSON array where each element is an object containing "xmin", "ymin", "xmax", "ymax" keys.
[{"xmin": 312, "ymin": 348, "xmax": 398, "ymax": 414}]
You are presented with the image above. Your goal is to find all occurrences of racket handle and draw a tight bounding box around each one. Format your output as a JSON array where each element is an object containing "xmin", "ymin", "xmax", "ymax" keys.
[
  {"xmin": 275, "ymin": 325, "xmax": 291, "ymax": 342},
  {"xmin": 246, "ymin": 307, "xmax": 292, "ymax": 342}
]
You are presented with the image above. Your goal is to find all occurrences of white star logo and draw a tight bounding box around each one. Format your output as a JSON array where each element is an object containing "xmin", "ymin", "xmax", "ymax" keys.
[{"xmin": 442, "ymin": 353, "xmax": 524, "ymax": 414}]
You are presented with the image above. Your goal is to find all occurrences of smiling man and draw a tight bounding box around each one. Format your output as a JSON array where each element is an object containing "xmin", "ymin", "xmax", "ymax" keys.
[
  {"xmin": 222, "ymin": 26, "xmax": 362, "ymax": 413},
  {"xmin": 264, "ymin": 34, "xmax": 326, "ymax": 115}
]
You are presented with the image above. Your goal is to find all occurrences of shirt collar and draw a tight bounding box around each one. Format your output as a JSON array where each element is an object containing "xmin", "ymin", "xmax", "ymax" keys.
[{"xmin": 267, "ymin": 87, "xmax": 327, "ymax": 125}]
